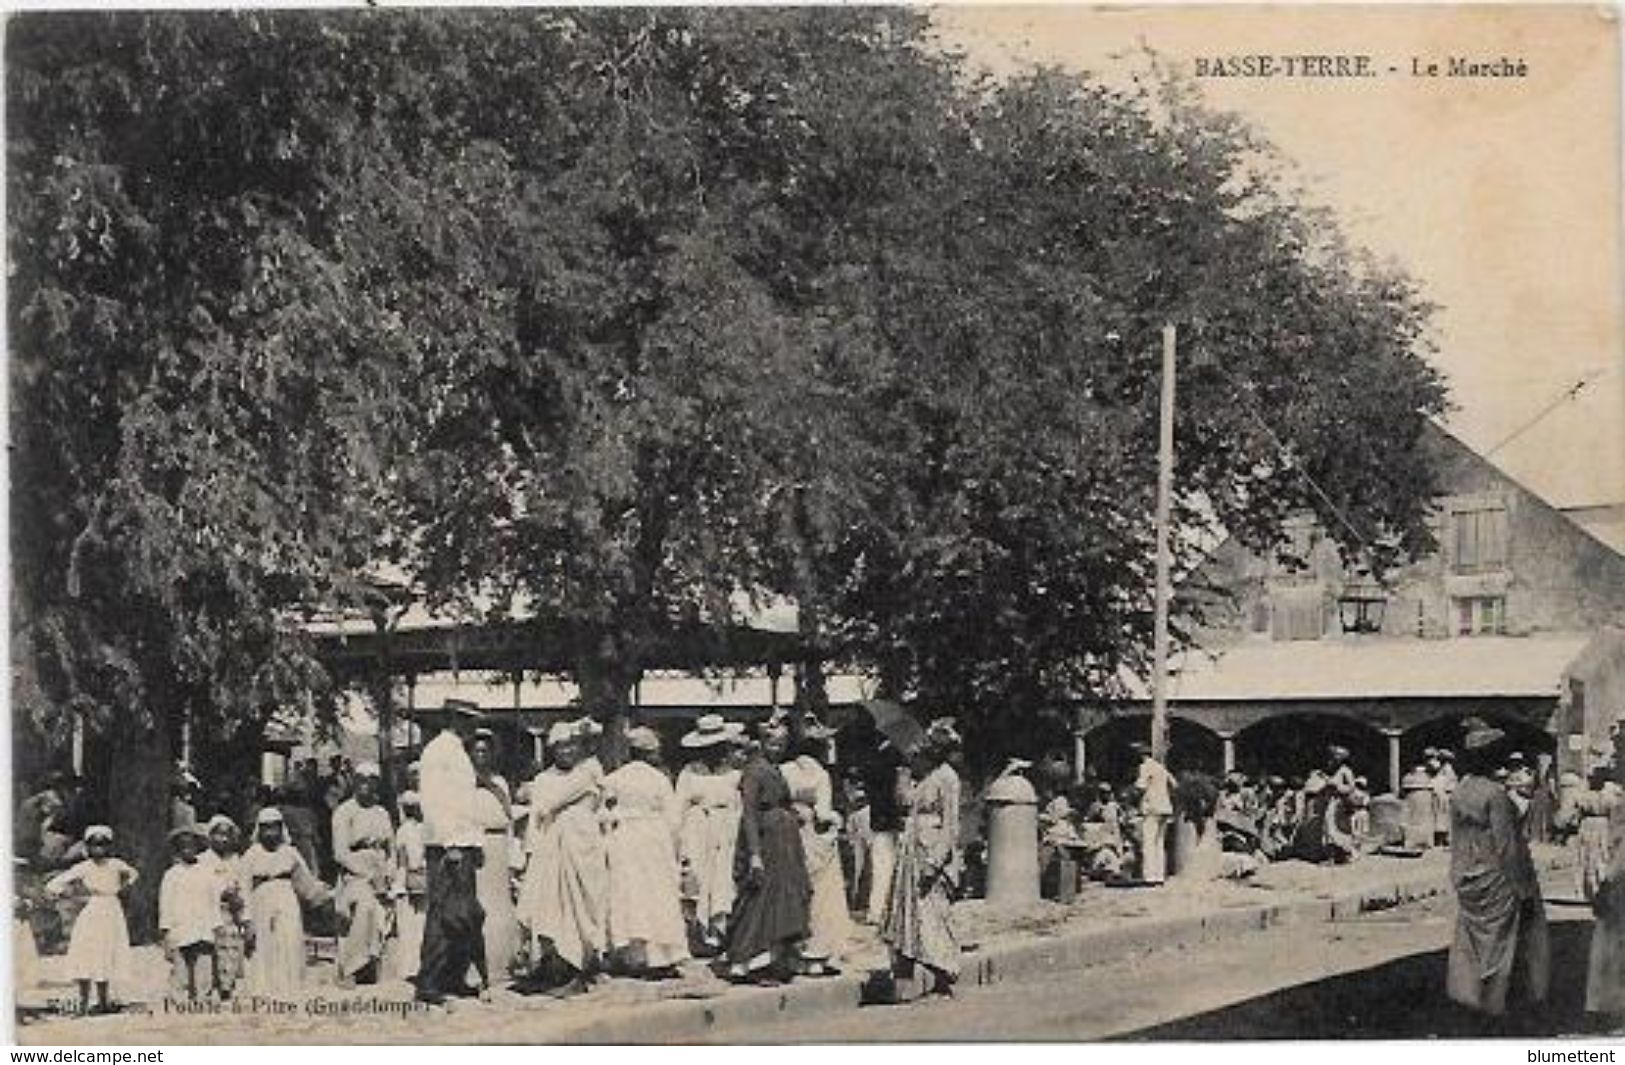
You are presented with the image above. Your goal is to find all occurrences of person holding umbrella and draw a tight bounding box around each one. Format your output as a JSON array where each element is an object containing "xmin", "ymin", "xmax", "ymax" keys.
[{"xmin": 856, "ymin": 700, "xmax": 921, "ymax": 923}]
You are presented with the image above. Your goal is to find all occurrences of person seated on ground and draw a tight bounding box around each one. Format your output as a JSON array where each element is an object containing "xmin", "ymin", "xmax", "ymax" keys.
[
  {"xmin": 1238, "ymin": 775, "xmax": 1266, "ymax": 824},
  {"xmin": 1307, "ymin": 747, "xmax": 1359, "ymax": 864},
  {"xmin": 1327, "ymin": 747, "xmax": 1357, "ymax": 797},
  {"xmin": 1217, "ymin": 774, "xmax": 1248, "ymax": 817},
  {"xmin": 1257, "ymin": 777, "xmax": 1294, "ymax": 860},
  {"xmin": 1039, "ymin": 787, "xmax": 1075, "ymax": 842},
  {"xmin": 1079, "ymin": 784, "xmax": 1127, "ymax": 882},
  {"xmin": 1348, "ymin": 776, "xmax": 1373, "ymax": 841},
  {"xmin": 1039, "ymin": 783, "xmax": 1088, "ymax": 898},
  {"xmin": 1283, "ymin": 776, "xmax": 1307, "ymax": 829},
  {"xmin": 1215, "ymin": 786, "xmax": 1265, "ymax": 879}
]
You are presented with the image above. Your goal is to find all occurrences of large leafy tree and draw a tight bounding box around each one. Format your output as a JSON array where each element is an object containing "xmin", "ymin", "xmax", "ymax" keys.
[
  {"xmin": 724, "ymin": 49, "xmax": 1449, "ymax": 770},
  {"xmin": 9, "ymin": 7, "xmax": 1449, "ymax": 908},
  {"xmin": 5, "ymin": 10, "xmax": 511, "ymax": 925},
  {"xmin": 392, "ymin": 10, "xmax": 923, "ymax": 759}
]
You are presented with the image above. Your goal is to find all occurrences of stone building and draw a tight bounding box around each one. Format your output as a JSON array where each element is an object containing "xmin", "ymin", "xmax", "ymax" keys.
[{"xmin": 1083, "ymin": 424, "xmax": 1625, "ymax": 791}]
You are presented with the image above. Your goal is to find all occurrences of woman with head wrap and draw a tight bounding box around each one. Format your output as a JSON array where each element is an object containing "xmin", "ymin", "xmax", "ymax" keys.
[
  {"xmin": 1446, "ymin": 718, "xmax": 1549, "ymax": 1023},
  {"xmin": 603, "ymin": 726, "xmax": 689, "ymax": 976},
  {"xmin": 881, "ymin": 717, "xmax": 964, "ymax": 1000},
  {"xmin": 241, "ymin": 808, "xmax": 329, "ymax": 996},
  {"xmin": 43, "ymin": 825, "xmax": 136, "ymax": 1014},
  {"xmin": 517, "ymin": 718, "xmax": 608, "ymax": 995},
  {"xmin": 724, "ymin": 711, "xmax": 812, "ymax": 983}
]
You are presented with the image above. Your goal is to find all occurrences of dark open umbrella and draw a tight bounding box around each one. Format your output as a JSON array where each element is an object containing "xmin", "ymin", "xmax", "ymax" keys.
[{"xmin": 861, "ymin": 698, "xmax": 926, "ymax": 754}]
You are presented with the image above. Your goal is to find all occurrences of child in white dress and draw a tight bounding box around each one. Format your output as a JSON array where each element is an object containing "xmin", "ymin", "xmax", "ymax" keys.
[
  {"xmin": 390, "ymin": 792, "xmax": 428, "ymax": 982},
  {"xmin": 43, "ymin": 825, "xmax": 137, "ymax": 1014}
]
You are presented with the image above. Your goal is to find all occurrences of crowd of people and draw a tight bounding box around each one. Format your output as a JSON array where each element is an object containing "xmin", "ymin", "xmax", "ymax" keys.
[
  {"xmin": 1031, "ymin": 736, "xmax": 1625, "ymax": 901},
  {"xmin": 14, "ymin": 705, "xmax": 972, "ymax": 1013},
  {"xmin": 1033, "ymin": 742, "xmax": 1376, "ymax": 892},
  {"xmin": 15, "ymin": 710, "xmax": 1625, "ymax": 1030},
  {"xmin": 1439, "ymin": 717, "xmax": 1625, "ymax": 1033}
]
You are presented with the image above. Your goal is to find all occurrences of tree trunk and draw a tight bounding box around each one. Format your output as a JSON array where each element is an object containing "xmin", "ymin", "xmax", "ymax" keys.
[
  {"xmin": 106, "ymin": 718, "xmax": 171, "ymax": 943},
  {"xmin": 577, "ymin": 645, "xmax": 638, "ymax": 770},
  {"xmin": 795, "ymin": 656, "xmax": 826, "ymax": 737}
]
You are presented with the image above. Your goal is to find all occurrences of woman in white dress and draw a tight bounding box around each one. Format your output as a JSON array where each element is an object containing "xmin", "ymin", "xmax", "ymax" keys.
[
  {"xmin": 780, "ymin": 717, "xmax": 851, "ymax": 975},
  {"xmin": 1577, "ymin": 768, "xmax": 1622, "ymax": 903},
  {"xmin": 43, "ymin": 826, "xmax": 136, "ymax": 1014},
  {"xmin": 675, "ymin": 714, "xmax": 744, "ymax": 956},
  {"xmin": 240, "ymin": 808, "xmax": 327, "ymax": 996},
  {"xmin": 517, "ymin": 718, "xmax": 609, "ymax": 994},
  {"xmin": 603, "ymin": 727, "xmax": 689, "ymax": 976},
  {"xmin": 470, "ymin": 730, "xmax": 520, "ymax": 982}
]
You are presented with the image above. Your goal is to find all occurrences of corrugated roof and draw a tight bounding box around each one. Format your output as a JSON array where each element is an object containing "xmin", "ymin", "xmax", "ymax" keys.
[
  {"xmin": 397, "ymin": 669, "xmax": 876, "ymax": 713},
  {"xmin": 299, "ymin": 590, "xmax": 799, "ymax": 638},
  {"xmin": 1123, "ymin": 635, "xmax": 1593, "ymax": 702}
]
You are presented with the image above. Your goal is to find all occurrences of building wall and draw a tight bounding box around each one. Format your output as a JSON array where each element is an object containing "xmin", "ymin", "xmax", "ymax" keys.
[
  {"xmin": 1186, "ymin": 425, "xmax": 1625, "ymax": 647},
  {"xmin": 1564, "ymin": 629, "xmax": 1625, "ymax": 774}
]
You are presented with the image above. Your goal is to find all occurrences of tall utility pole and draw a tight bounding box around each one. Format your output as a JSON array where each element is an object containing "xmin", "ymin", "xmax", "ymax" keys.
[{"xmin": 1151, "ymin": 324, "xmax": 1176, "ymax": 762}]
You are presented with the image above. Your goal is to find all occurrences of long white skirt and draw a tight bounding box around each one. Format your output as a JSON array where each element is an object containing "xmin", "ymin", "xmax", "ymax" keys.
[
  {"xmin": 680, "ymin": 807, "xmax": 740, "ymax": 926},
  {"xmin": 14, "ymin": 918, "xmax": 40, "ymax": 991},
  {"xmin": 802, "ymin": 826, "xmax": 853, "ymax": 961},
  {"xmin": 63, "ymin": 897, "xmax": 131, "ymax": 985},
  {"xmin": 607, "ymin": 817, "xmax": 688, "ymax": 969},
  {"xmin": 519, "ymin": 824, "xmax": 608, "ymax": 973},
  {"xmin": 246, "ymin": 881, "xmax": 305, "ymax": 996},
  {"xmin": 478, "ymin": 834, "xmax": 519, "ymax": 978},
  {"xmin": 389, "ymin": 896, "xmax": 426, "ymax": 981}
]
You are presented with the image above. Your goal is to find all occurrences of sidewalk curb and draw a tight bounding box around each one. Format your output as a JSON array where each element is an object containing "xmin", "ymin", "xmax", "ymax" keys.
[{"xmin": 542, "ymin": 853, "xmax": 1572, "ymax": 1042}]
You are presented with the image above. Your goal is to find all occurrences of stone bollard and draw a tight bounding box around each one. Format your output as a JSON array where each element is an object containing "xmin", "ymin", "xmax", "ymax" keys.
[
  {"xmin": 1170, "ymin": 813, "xmax": 1200, "ymax": 877},
  {"xmin": 1368, "ymin": 794, "xmax": 1406, "ymax": 846},
  {"xmin": 1401, "ymin": 780, "xmax": 1435, "ymax": 849},
  {"xmin": 985, "ymin": 772, "xmax": 1040, "ymax": 907}
]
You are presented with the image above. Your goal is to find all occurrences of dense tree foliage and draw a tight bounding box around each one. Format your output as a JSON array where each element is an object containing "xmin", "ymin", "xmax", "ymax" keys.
[{"xmin": 10, "ymin": 7, "xmax": 1447, "ymax": 857}]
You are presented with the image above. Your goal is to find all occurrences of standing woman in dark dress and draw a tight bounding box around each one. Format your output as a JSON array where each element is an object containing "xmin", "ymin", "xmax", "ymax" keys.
[
  {"xmin": 725, "ymin": 713, "xmax": 812, "ymax": 984},
  {"xmin": 1447, "ymin": 718, "xmax": 1549, "ymax": 1027}
]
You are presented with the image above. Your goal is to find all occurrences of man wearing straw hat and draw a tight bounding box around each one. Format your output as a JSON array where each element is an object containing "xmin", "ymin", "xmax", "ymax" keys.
[{"xmin": 415, "ymin": 700, "xmax": 487, "ymax": 1004}]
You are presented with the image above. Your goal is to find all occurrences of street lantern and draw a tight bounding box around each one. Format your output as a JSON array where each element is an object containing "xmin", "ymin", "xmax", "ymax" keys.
[{"xmin": 1337, "ymin": 572, "xmax": 1388, "ymax": 635}]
